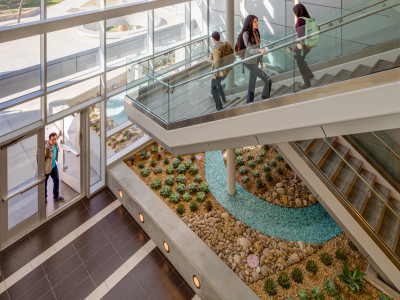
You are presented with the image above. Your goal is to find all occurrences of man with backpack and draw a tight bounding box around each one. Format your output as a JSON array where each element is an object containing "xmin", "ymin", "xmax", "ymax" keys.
[{"xmin": 209, "ymin": 31, "xmax": 234, "ymax": 111}]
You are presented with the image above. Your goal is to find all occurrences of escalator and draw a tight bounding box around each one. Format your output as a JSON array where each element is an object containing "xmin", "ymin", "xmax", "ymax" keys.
[{"xmin": 124, "ymin": 0, "xmax": 400, "ymax": 154}]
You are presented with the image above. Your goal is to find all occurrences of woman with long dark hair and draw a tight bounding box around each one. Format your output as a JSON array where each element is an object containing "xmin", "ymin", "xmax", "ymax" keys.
[
  {"xmin": 237, "ymin": 15, "xmax": 271, "ymax": 103},
  {"xmin": 293, "ymin": 3, "xmax": 316, "ymax": 89}
]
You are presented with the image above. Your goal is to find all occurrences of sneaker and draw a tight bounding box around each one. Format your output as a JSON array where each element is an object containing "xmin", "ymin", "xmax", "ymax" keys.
[
  {"xmin": 54, "ymin": 196, "xmax": 64, "ymax": 202},
  {"xmin": 299, "ymin": 83, "xmax": 311, "ymax": 89}
]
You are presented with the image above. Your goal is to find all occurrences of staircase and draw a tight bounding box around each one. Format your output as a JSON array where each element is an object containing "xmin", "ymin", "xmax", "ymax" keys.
[{"xmin": 296, "ymin": 137, "xmax": 400, "ymax": 259}]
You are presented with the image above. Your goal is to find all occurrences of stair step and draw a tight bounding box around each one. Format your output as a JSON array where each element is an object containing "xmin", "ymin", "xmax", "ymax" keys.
[
  {"xmin": 347, "ymin": 169, "xmax": 376, "ymax": 212},
  {"xmin": 362, "ymin": 183, "xmax": 390, "ymax": 231},
  {"xmin": 377, "ymin": 198, "xmax": 400, "ymax": 250},
  {"xmin": 333, "ymin": 156, "xmax": 363, "ymax": 196},
  {"xmin": 331, "ymin": 69, "xmax": 352, "ymax": 83},
  {"xmin": 370, "ymin": 59, "xmax": 393, "ymax": 74},
  {"xmin": 280, "ymin": 82, "xmax": 302, "ymax": 95},
  {"xmin": 296, "ymin": 139, "xmax": 314, "ymax": 152},
  {"xmin": 315, "ymin": 74, "xmax": 334, "ymax": 87},
  {"xmin": 349, "ymin": 64, "xmax": 372, "ymax": 79},
  {"xmin": 271, "ymin": 84, "xmax": 288, "ymax": 97},
  {"xmin": 320, "ymin": 143, "xmax": 349, "ymax": 180},
  {"xmin": 392, "ymin": 55, "xmax": 400, "ymax": 68},
  {"xmin": 307, "ymin": 137, "xmax": 336, "ymax": 165}
]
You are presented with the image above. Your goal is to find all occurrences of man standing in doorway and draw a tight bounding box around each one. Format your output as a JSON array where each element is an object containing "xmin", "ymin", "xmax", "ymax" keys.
[{"xmin": 45, "ymin": 131, "xmax": 64, "ymax": 204}]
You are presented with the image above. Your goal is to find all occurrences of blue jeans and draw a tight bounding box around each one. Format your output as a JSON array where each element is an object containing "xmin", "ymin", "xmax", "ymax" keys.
[
  {"xmin": 211, "ymin": 77, "xmax": 225, "ymax": 111},
  {"xmin": 245, "ymin": 64, "xmax": 271, "ymax": 103},
  {"xmin": 45, "ymin": 165, "xmax": 59, "ymax": 199}
]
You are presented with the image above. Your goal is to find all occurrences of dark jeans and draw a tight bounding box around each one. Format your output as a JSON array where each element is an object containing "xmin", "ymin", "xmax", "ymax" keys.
[
  {"xmin": 45, "ymin": 165, "xmax": 59, "ymax": 199},
  {"xmin": 294, "ymin": 49, "xmax": 314, "ymax": 84},
  {"xmin": 211, "ymin": 77, "xmax": 226, "ymax": 111},
  {"xmin": 245, "ymin": 64, "xmax": 271, "ymax": 103}
]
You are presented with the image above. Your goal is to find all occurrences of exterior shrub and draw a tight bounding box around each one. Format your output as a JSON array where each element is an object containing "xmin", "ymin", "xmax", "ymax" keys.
[
  {"xmin": 278, "ymin": 272, "xmax": 290, "ymax": 289},
  {"xmin": 153, "ymin": 167, "xmax": 162, "ymax": 174},
  {"xmin": 169, "ymin": 192, "xmax": 180, "ymax": 204},
  {"xmin": 150, "ymin": 159, "xmax": 157, "ymax": 167},
  {"xmin": 255, "ymin": 156, "xmax": 263, "ymax": 164},
  {"xmin": 262, "ymin": 164, "xmax": 270, "ymax": 172},
  {"xmin": 310, "ymin": 286, "xmax": 324, "ymax": 300},
  {"xmin": 176, "ymin": 174, "xmax": 187, "ymax": 184},
  {"xmin": 276, "ymin": 154, "xmax": 284, "ymax": 161},
  {"xmin": 277, "ymin": 167, "xmax": 284, "ymax": 175},
  {"xmin": 190, "ymin": 154, "xmax": 196, "ymax": 162},
  {"xmin": 182, "ymin": 193, "xmax": 192, "ymax": 202},
  {"xmin": 378, "ymin": 292, "xmax": 393, "ymax": 300},
  {"xmin": 151, "ymin": 146, "xmax": 158, "ymax": 152},
  {"xmin": 291, "ymin": 268, "xmax": 303, "ymax": 283},
  {"xmin": 338, "ymin": 261, "xmax": 366, "ymax": 294},
  {"xmin": 160, "ymin": 186, "xmax": 172, "ymax": 198},
  {"xmin": 165, "ymin": 166, "xmax": 174, "ymax": 175},
  {"xmin": 140, "ymin": 168, "xmax": 150, "ymax": 177},
  {"xmin": 196, "ymin": 192, "xmax": 206, "ymax": 202},
  {"xmin": 151, "ymin": 178, "xmax": 162, "ymax": 190},
  {"xmin": 259, "ymin": 151, "xmax": 266, "ymax": 157},
  {"xmin": 256, "ymin": 179, "xmax": 265, "ymax": 188},
  {"xmin": 183, "ymin": 160, "xmax": 192, "ymax": 170},
  {"xmin": 176, "ymin": 183, "xmax": 186, "ymax": 194},
  {"xmin": 177, "ymin": 154, "xmax": 183, "ymax": 160},
  {"xmin": 141, "ymin": 149, "xmax": 149, "ymax": 159},
  {"xmin": 176, "ymin": 203, "xmax": 185, "ymax": 215},
  {"xmin": 336, "ymin": 249, "xmax": 347, "ymax": 261},
  {"xmin": 236, "ymin": 156, "xmax": 245, "ymax": 166},
  {"xmin": 269, "ymin": 159, "xmax": 277, "ymax": 167},
  {"xmin": 239, "ymin": 166, "xmax": 248, "ymax": 174},
  {"xmin": 189, "ymin": 165, "xmax": 199, "ymax": 175},
  {"xmin": 246, "ymin": 153, "xmax": 254, "ymax": 160},
  {"xmin": 262, "ymin": 144, "xmax": 269, "ymax": 150},
  {"xmin": 298, "ymin": 289, "xmax": 310, "ymax": 300},
  {"xmin": 241, "ymin": 176, "xmax": 249, "ymax": 183},
  {"xmin": 320, "ymin": 252, "xmax": 333, "ymax": 266},
  {"xmin": 264, "ymin": 279, "xmax": 277, "ymax": 296},
  {"xmin": 205, "ymin": 200, "xmax": 213, "ymax": 211},
  {"xmin": 164, "ymin": 175, "xmax": 175, "ymax": 186},
  {"xmin": 194, "ymin": 174, "xmax": 202, "ymax": 182},
  {"xmin": 251, "ymin": 170, "xmax": 259, "ymax": 177},
  {"xmin": 247, "ymin": 160, "xmax": 255, "ymax": 168},
  {"xmin": 172, "ymin": 158, "xmax": 181, "ymax": 168},
  {"xmin": 176, "ymin": 164, "xmax": 187, "ymax": 174},
  {"xmin": 188, "ymin": 182, "xmax": 199, "ymax": 194},
  {"xmin": 199, "ymin": 182, "xmax": 209, "ymax": 194},
  {"xmin": 137, "ymin": 161, "xmax": 145, "ymax": 169},
  {"xmin": 306, "ymin": 260, "xmax": 318, "ymax": 274},
  {"xmin": 265, "ymin": 172, "xmax": 274, "ymax": 182},
  {"xmin": 163, "ymin": 157, "xmax": 170, "ymax": 165},
  {"xmin": 323, "ymin": 278, "xmax": 339, "ymax": 298},
  {"xmin": 235, "ymin": 149, "xmax": 242, "ymax": 155},
  {"xmin": 190, "ymin": 200, "xmax": 199, "ymax": 212}
]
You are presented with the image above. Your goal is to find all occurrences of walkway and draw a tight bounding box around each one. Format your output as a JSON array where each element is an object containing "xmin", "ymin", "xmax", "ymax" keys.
[
  {"xmin": 0, "ymin": 189, "xmax": 195, "ymax": 300},
  {"xmin": 205, "ymin": 151, "xmax": 343, "ymax": 244}
]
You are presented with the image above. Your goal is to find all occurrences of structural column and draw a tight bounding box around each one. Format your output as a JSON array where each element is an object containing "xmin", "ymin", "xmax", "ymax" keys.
[
  {"xmin": 226, "ymin": 0, "xmax": 235, "ymax": 89},
  {"xmin": 227, "ymin": 148, "xmax": 236, "ymax": 195}
]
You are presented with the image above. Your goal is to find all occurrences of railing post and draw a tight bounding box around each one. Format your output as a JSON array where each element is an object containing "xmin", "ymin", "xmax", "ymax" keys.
[{"xmin": 227, "ymin": 148, "xmax": 236, "ymax": 196}]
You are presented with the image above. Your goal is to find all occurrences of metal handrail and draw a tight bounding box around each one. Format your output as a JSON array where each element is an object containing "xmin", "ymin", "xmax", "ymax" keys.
[
  {"xmin": 372, "ymin": 132, "xmax": 400, "ymax": 160},
  {"xmin": 164, "ymin": 1, "xmax": 399, "ymax": 90}
]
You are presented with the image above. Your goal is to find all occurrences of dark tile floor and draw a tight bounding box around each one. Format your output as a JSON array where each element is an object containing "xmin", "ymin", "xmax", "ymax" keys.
[{"xmin": 0, "ymin": 188, "xmax": 195, "ymax": 300}]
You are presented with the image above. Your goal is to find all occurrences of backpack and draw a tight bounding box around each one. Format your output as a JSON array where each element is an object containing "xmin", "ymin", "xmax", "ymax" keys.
[
  {"xmin": 299, "ymin": 17, "xmax": 319, "ymax": 48},
  {"xmin": 218, "ymin": 42, "xmax": 235, "ymax": 75}
]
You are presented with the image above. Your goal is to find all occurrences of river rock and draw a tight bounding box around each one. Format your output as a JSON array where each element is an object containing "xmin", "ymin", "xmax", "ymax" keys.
[
  {"xmin": 281, "ymin": 195, "xmax": 289, "ymax": 205},
  {"xmin": 276, "ymin": 182, "xmax": 284, "ymax": 188},
  {"xmin": 261, "ymin": 265, "xmax": 269, "ymax": 276},
  {"xmin": 221, "ymin": 212, "xmax": 230, "ymax": 222},
  {"xmin": 305, "ymin": 245, "xmax": 313, "ymax": 255},
  {"xmin": 237, "ymin": 237, "xmax": 251, "ymax": 250},
  {"xmin": 277, "ymin": 188, "xmax": 286, "ymax": 195},
  {"xmin": 298, "ymin": 241, "xmax": 306, "ymax": 251},
  {"xmin": 303, "ymin": 200, "xmax": 308, "ymax": 206},
  {"xmin": 254, "ymin": 241, "xmax": 263, "ymax": 252},
  {"xmin": 252, "ymin": 270, "xmax": 260, "ymax": 282},
  {"xmin": 309, "ymin": 194, "xmax": 317, "ymax": 203},
  {"xmin": 234, "ymin": 254, "xmax": 241, "ymax": 264},
  {"xmin": 234, "ymin": 226, "xmax": 243, "ymax": 235},
  {"xmin": 295, "ymin": 198, "xmax": 303, "ymax": 207},
  {"xmin": 278, "ymin": 242, "xmax": 288, "ymax": 251},
  {"xmin": 290, "ymin": 252, "xmax": 300, "ymax": 263},
  {"xmin": 263, "ymin": 248, "xmax": 271, "ymax": 257},
  {"xmin": 258, "ymin": 234, "xmax": 268, "ymax": 242}
]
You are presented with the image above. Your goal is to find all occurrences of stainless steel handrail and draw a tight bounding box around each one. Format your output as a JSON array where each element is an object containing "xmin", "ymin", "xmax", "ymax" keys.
[
  {"xmin": 372, "ymin": 131, "xmax": 400, "ymax": 160},
  {"xmin": 166, "ymin": 2, "xmax": 399, "ymax": 90},
  {"xmin": 2, "ymin": 177, "xmax": 45, "ymax": 202}
]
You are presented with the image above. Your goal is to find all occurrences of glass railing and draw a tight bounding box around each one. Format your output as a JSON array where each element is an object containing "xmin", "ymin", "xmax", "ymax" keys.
[
  {"xmin": 350, "ymin": 131, "xmax": 400, "ymax": 185},
  {"xmin": 126, "ymin": 1, "xmax": 399, "ymax": 124},
  {"xmin": 295, "ymin": 137, "xmax": 400, "ymax": 260}
]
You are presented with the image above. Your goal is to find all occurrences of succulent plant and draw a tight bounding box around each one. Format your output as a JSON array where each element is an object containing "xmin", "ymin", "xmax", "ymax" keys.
[
  {"xmin": 205, "ymin": 200, "xmax": 213, "ymax": 211},
  {"xmin": 188, "ymin": 182, "xmax": 199, "ymax": 194},
  {"xmin": 176, "ymin": 203, "xmax": 185, "ymax": 215},
  {"xmin": 247, "ymin": 160, "xmax": 256, "ymax": 168},
  {"xmin": 196, "ymin": 192, "xmax": 206, "ymax": 202},
  {"xmin": 291, "ymin": 268, "xmax": 303, "ymax": 283},
  {"xmin": 246, "ymin": 153, "xmax": 254, "ymax": 160},
  {"xmin": 176, "ymin": 164, "xmax": 187, "ymax": 174},
  {"xmin": 306, "ymin": 260, "xmax": 318, "ymax": 274},
  {"xmin": 189, "ymin": 165, "xmax": 199, "ymax": 175},
  {"xmin": 177, "ymin": 154, "xmax": 183, "ymax": 160},
  {"xmin": 236, "ymin": 156, "xmax": 245, "ymax": 166},
  {"xmin": 256, "ymin": 179, "xmax": 265, "ymax": 188},
  {"xmin": 165, "ymin": 165, "xmax": 174, "ymax": 175},
  {"xmin": 262, "ymin": 144, "xmax": 269, "ymax": 150},
  {"xmin": 336, "ymin": 249, "xmax": 347, "ymax": 261},
  {"xmin": 169, "ymin": 192, "xmax": 180, "ymax": 204},
  {"xmin": 164, "ymin": 175, "xmax": 175, "ymax": 186},
  {"xmin": 277, "ymin": 167, "xmax": 284, "ymax": 175},
  {"xmin": 265, "ymin": 172, "xmax": 274, "ymax": 182},
  {"xmin": 259, "ymin": 150, "xmax": 266, "ymax": 157},
  {"xmin": 251, "ymin": 170, "xmax": 259, "ymax": 178},
  {"xmin": 264, "ymin": 279, "xmax": 277, "ymax": 296},
  {"xmin": 278, "ymin": 272, "xmax": 290, "ymax": 289},
  {"xmin": 239, "ymin": 166, "xmax": 248, "ymax": 174},
  {"xmin": 151, "ymin": 178, "xmax": 162, "ymax": 190},
  {"xmin": 151, "ymin": 146, "xmax": 158, "ymax": 152},
  {"xmin": 311, "ymin": 286, "xmax": 324, "ymax": 300},
  {"xmin": 285, "ymin": 162, "xmax": 291, "ymax": 170},
  {"xmin": 194, "ymin": 174, "xmax": 202, "ymax": 182},
  {"xmin": 141, "ymin": 149, "xmax": 149, "ymax": 159},
  {"xmin": 199, "ymin": 182, "xmax": 209, "ymax": 194},
  {"xmin": 153, "ymin": 167, "xmax": 162, "ymax": 174},
  {"xmin": 323, "ymin": 278, "xmax": 340, "ymax": 298},
  {"xmin": 298, "ymin": 289, "xmax": 310, "ymax": 300},
  {"xmin": 182, "ymin": 192, "xmax": 192, "ymax": 202},
  {"xmin": 189, "ymin": 200, "xmax": 199, "ymax": 212},
  {"xmin": 160, "ymin": 185, "xmax": 172, "ymax": 198},
  {"xmin": 137, "ymin": 161, "xmax": 145, "ymax": 169},
  {"xmin": 320, "ymin": 252, "xmax": 333, "ymax": 266},
  {"xmin": 269, "ymin": 159, "xmax": 277, "ymax": 167},
  {"xmin": 235, "ymin": 149, "xmax": 242, "ymax": 156},
  {"xmin": 140, "ymin": 167, "xmax": 150, "ymax": 177},
  {"xmin": 176, "ymin": 183, "xmax": 186, "ymax": 194},
  {"xmin": 338, "ymin": 261, "xmax": 366, "ymax": 294},
  {"xmin": 255, "ymin": 156, "xmax": 263, "ymax": 164},
  {"xmin": 241, "ymin": 176, "xmax": 250, "ymax": 183},
  {"xmin": 378, "ymin": 292, "xmax": 394, "ymax": 300},
  {"xmin": 190, "ymin": 154, "xmax": 196, "ymax": 162},
  {"xmin": 172, "ymin": 158, "xmax": 181, "ymax": 168},
  {"xmin": 262, "ymin": 164, "xmax": 270, "ymax": 172},
  {"xmin": 183, "ymin": 160, "xmax": 192, "ymax": 170},
  {"xmin": 163, "ymin": 157, "xmax": 170, "ymax": 165},
  {"xmin": 150, "ymin": 159, "xmax": 157, "ymax": 167},
  {"xmin": 176, "ymin": 174, "xmax": 187, "ymax": 184},
  {"xmin": 348, "ymin": 240, "xmax": 358, "ymax": 251},
  {"xmin": 276, "ymin": 154, "xmax": 284, "ymax": 161}
]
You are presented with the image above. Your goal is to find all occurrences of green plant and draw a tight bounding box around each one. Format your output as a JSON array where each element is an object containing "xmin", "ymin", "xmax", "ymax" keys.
[
  {"xmin": 256, "ymin": 179, "xmax": 265, "ymax": 188},
  {"xmin": 153, "ymin": 167, "xmax": 162, "ymax": 174},
  {"xmin": 189, "ymin": 165, "xmax": 199, "ymax": 175},
  {"xmin": 348, "ymin": 240, "xmax": 358, "ymax": 251},
  {"xmin": 176, "ymin": 203, "xmax": 185, "ymax": 215},
  {"xmin": 264, "ymin": 279, "xmax": 277, "ymax": 296},
  {"xmin": 285, "ymin": 162, "xmax": 291, "ymax": 170},
  {"xmin": 251, "ymin": 170, "xmax": 259, "ymax": 177},
  {"xmin": 241, "ymin": 176, "xmax": 249, "ymax": 183},
  {"xmin": 194, "ymin": 174, "xmax": 202, "ymax": 182},
  {"xmin": 196, "ymin": 192, "xmax": 206, "ymax": 202},
  {"xmin": 378, "ymin": 292, "xmax": 394, "ymax": 300},
  {"xmin": 160, "ymin": 186, "xmax": 172, "ymax": 198},
  {"xmin": 291, "ymin": 268, "xmax": 303, "ymax": 283},
  {"xmin": 262, "ymin": 164, "xmax": 270, "ymax": 172},
  {"xmin": 278, "ymin": 272, "xmax": 290, "ymax": 289},
  {"xmin": 163, "ymin": 157, "xmax": 170, "ymax": 165},
  {"xmin": 338, "ymin": 261, "xmax": 366, "ymax": 294},
  {"xmin": 188, "ymin": 182, "xmax": 199, "ymax": 194},
  {"xmin": 151, "ymin": 178, "xmax": 162, "ymax": 190},
  {"xmin": 150, "ymin": 159, "xmax": 157, "ymax": 167},
  {"xmin": 336, "ymin": 249, "xmax": 347, "ymax": 261},
  {"xmin": 239, "ymin": 166, "xmax": 248, "ymax": 174},
  {"xmin": 235, "ymin": 149, "xmax": 242, "ymax": 156},
  {"xmin": 164, "ymin": 148, "xmax": 169, "ymax": 153},
  {"xmin": 108, "ymin": 142, "xmax": 112, "ymax": 146},
  {"xmin": 176, "ymin": 164, "xmax": 187, "ymax": 174},
  {"xmin": 183, "ymin": 160, "xmax": 192, "ymax": 170},
  {"xmin": 176, "ymin": 174, "xmax": 187, "ymax": 184},
  {"xmin": 151, "ymin": 146, "xmax": 158, "ymax": 152},
  {"xmin": 262, "ymin": 144, "xmax": 269, "ymax": 150},
  {"xmin": 321, "ymin": 252, "xmax": 333, "ymax": 266},
  {"xmin": 190, "ymin": 154, "xmax": 196, "ymax": 162},
  {"xmin": 169, "ymin": 192, "xmax": 180, "ymax": 204},
  {"xmin": 298, "ymin": 289, "xmax": 310, "ymax": 300},
  {"xmin": 176, "ymin": 183, "xmax": 186, "ymax": 194},
  {"xmin": 140, "ymin": 167, "xmax": 150, "ymax": 177},
  {"xmin": 255, "ymin": 156, "xmax": 263, "ymax": 164},
  {"xmin": 277, "ymin": 167, "xmax": 284, "ymax": 175},
  {"xmin": 247, "ymin": 160, "xmax": 255, "ymax": 168},
  {"xmin": 172, "ymin": 158, "xmax": 181, "ymax": 168},
  {"xmin": 177, "ymin": 154, "xmax": 183, "ymax": 160},
  {"xmin": 236, "ymin": 156, "xmax": 245, "ymax": 166},
  {"xmin": 246, "ymin": 153, "xmax": 254, "ymax": 160},
  {"xmin": 164, "ymin": 175, "xmax": 175, "ymax": 186},
  {"xmin": 265, "ymin": 172, "xmax": 274, "ymax": 182},
  {"xmin": 137, "ymin": 161, "xmax": 145, "ymax": 169},
  {"xmin": 323, "ymin": 278, "xmax": 340, "ymax": 299},
  {"xmin": 285, "ymin": 298, "xmax": 294, "ymax": 300},
  {"xmin": 182, "ymin": 193, "xmax": 192, "ymax": 202},
  {"xmin": 276, "ymin": 154, "xmax": 284, "ymax": 161},
  {"xmin": 199, "ymin": 182, "xmax": 209, "ymax": 194},
  {"xmin": 306, "ymin": 260, "xmax": 318, "ymax": 274},
  {"xmin": 190, "ymin": 200, "xmax": 199, "ymax": 212},
  {"xmin": 205, "ymin": 200, "xmax": 213, "ymax": 211},
  {"xmin": 259, "ymin": 151, "xmax": 266, "ymax": 157},
  {"xmin": 269, "ymin": 159, "xmax": 277, "ymax": 167},
  {"xmin": 165, "ymin": 165, "xmax": 174, "ymax": 175},
  {"xmin": 141, "ymin": 149, "xmax": 149, "ymax": 159},
  {"xmin": 311, "ymin": 286, "xmax": 324, "ymax": 300}
]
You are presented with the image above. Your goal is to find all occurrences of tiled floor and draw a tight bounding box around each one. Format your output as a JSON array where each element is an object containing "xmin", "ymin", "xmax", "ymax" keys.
[
  {"xmin": 45, "ymin": 180, "xmax": 80, "ymax": 216},
  {"xmin": 0, "ymin": 188, "xmax": 195, "ymax": 300}
]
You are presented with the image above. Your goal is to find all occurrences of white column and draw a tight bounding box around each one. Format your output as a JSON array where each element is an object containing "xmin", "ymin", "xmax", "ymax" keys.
[
  {"xmin": 227, "ymin": 148, "xmax": 236, "ymax": 195},
  {"xmin": 226, "ymin": 0, "xmax": 235, "ymax": 89}
]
